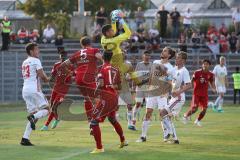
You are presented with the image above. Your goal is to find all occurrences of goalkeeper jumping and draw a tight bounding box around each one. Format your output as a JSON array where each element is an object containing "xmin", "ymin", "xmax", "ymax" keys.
[{"xmin": 101, "ymin": 10, "xmax": 141, "ymax": 84}]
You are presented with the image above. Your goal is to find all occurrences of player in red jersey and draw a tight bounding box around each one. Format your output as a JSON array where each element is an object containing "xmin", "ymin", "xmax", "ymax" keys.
[
  {"xmin": 61, "ymin": 37, "xmax": 102, "ymax": 121},
  {"xmin": 41, "ymin": 49, "xmax": 74, "ymax": 131},
  {"xmin": 183, "ymin": 59, "xmax": 216, "ymax": 126},
  {"xmin": 90, "ymin": 51, "xmax": 127, "ymax": 154}
]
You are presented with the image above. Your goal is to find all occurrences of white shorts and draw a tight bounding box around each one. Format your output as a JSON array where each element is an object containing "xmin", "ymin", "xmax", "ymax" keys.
[
  {"xmin": 118, "ymin": 91, "xmax": 134, "ymax": 105},
  {"xmin": 135, "ymin": 91, "xmax": 148, "ymax": 103},
  {"xmin": 165, "ymin": 94, "xmax": 185, "ymax": 116},
  {"xmin": 216, "ymin": 86, "xmax": 226, "ymax": 93},
  {"xmin": 146, "ymin": 96, "xmax": 167, "ymax": 110},
  {"xmin": 22, "ymin": 91, "xmax": 49, "ymax": 113}
]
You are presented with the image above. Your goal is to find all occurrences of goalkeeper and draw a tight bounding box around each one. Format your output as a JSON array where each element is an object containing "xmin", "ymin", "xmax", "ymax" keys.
[{"xmin": 101, "ymin": 10, "xmax": 140, "ymax": 84}]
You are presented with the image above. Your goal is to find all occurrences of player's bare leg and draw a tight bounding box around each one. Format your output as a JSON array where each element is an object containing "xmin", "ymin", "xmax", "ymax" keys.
[
  {"xmin": 194, "ymin": 108, "xmax": 207, "ymax": 127},
  {"xmin": 136, "ymin": 108, "xmax": 153, "ymax": 142},
  {"xmin": 183, "ymin": 105, "xmax": 198, "ymax": 124}
]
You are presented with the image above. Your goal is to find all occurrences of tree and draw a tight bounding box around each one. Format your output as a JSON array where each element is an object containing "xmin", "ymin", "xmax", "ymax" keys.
[{"xmin": 20, "ymin": 0, "xmax": 76, "ymax": 36}]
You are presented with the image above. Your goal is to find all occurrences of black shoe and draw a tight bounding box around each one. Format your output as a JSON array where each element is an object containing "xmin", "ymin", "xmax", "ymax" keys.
[
  {"xmin": 27, "ymin": 115, "xmax": 36, "ymax": 130},
  {"xmin": 136, "ymin": 136, "xmax": 146, "ymax": 142},
  {"xmin": 163, "ymin": 134, "xmax": 171, "ymax": 142},
  {"xmin": 20, "ymin": 138, "xmax": 34, "ymax": 146},
  {"xmin": 173, "ymin": 140, "xmax": 180, "ymax": 144}
]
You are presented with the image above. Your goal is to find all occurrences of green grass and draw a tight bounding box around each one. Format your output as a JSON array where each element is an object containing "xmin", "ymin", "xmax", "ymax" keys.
[{"xmin": 0, "ymin": 103, "xmax": 240, "ymax": 160}]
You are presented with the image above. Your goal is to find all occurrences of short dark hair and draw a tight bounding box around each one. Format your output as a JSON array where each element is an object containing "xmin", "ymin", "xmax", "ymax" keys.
[
  {"xmin": 102, "ymin": 24, "xmax": 112, "ymax": 36},
  {"xmin": 25, "ymin": 43, "xmax": 38, "ymax": 55},
  {"xmin": 202, "ymin": 59, "xmax": 211, "ymax": 65},
  {"xmin": 143, "ymin": 50, "xmax": 151, "ymax": 55},
  {"xmin": 80, "ymin": 36, "xmax": 91, "ymax": 47},
  {"xmin": 103, "ymin": 50, "xmax": 113, "ymax": 62}
]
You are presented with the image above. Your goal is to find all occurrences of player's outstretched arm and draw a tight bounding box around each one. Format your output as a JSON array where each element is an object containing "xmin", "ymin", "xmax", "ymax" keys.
[
  {"xmin": 37, "ymin": 69, "xmax": 49, "ymax": 83},
  {"xmin": 116, "ymin": 19, "xmax": 132, "ymax": 42}
]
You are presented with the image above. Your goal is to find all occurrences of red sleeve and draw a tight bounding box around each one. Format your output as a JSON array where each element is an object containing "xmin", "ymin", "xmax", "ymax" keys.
[
  {"xmin": 69, "ymin": 51, "xmax": 80, "ymax": 64},
  {"xmin": 209, "ymin": 72, "xmax": 214, "ymax": 83}
]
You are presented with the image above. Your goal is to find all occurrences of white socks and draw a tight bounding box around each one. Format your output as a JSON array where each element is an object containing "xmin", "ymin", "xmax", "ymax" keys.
[
  {"xmin": 218, "ymin": 98, "xmax": 224, "ymax": 110},
  {"xmin": 23, "ymin": 122, "xmax": 32, "ymax": 139},
  {"xmin": 127, "ymin": 111, "xmax": 133, "ymax": 126},
  {"xmin": 214, "ymin": 96, "xmax": 221, "ymax": 106},
  {"xmin": 33, "ymin": 109, "xmax": 49, "ymax": 119},
  {"xmin": 132, "ymin": 107, "xmax": 141, "ymax": 122},
  {"xmin": 141, "ymin": 120, "xmax": 150, "ymax": 137},
  {"xmin": 23, "ymin": 109, "xmax": 48, "ymax": 140},
  {"xmin": 171, "ymin": 122, "xmax": 178, "ymax": 140}
]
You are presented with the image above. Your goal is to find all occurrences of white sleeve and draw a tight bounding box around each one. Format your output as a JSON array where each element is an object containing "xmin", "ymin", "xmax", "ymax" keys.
[
  {"xmin": 212, "ymin": 66, "xmax": 217, "ymax": 75},
  {"xmin": 43, "ymin": 29, "xmax": 46, "ymax": 36},
  {"xmin": 183, "ymin": 69, "xmax": 191, "ymax": 84},
  {"xmin": 35, "ymin": 59, "xmax": 43, "ymax": 70},
  {"xmin": 225, "ymin": 67, "xmax": 228, "ymax": 76}
]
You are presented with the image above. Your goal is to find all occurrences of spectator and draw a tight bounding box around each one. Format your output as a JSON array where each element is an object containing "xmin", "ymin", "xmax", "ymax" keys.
[
  {"xmin": 92, "ymin": 25, "xmax": 102, "ymax": 43},
  {"xmin": 156, "ymin": 5, "xmax": 169, "ymax": 38},
  {"xmin": 43, "ymin": 24, "xmax": 55, "ymax": 43},
  {"xmin": 29, "ymin": 29, "xmax": 40, "ymax": 43},
  {"xmin": 219, "ymin": 23, "xmax": 228, "ymax": 37},
  {"xmin": 1, "ymin": 16, "xmax": 12, "ymax": 51},
  {"xmin": 136, "ymin": 24, "xmax": 147, "ymax": 49},
  {"xmin": 207, "ymin": 25, "xmax": 219, "ymax": 41},
  {"xmin": 55, "ymin": 34, "xmax": 63, "ymax": 50},
  {"xmin": 232, "ymin": 66, "xmax": 240, "ymax": 104},
  {"xmin": 219, "ymin": 34, "xmax": 228, "ymax": 53},
  {"xmin": 178, "ymin": 33, "xmax": 187, "ymax": 53},
  {"xmin": 191, "ymin": 30, "xmax": 201, "ymax": 67},
  {"xmin": 17, "ymin": 26, "xmax": 29, "ymax": 44},
  {"xmin": 228, "ymin": 32, "xmax": 238, "ymax": 54},
  {"xmin": 170, "ymin": 7, "xmax": 181, "ymax": 39},
  {"xmin": 183, "ymin": 8, "xmax": 193, "ymax": 33},
  {"xmin": 232, "ymin": 7, "xmax": 240, "ymax": 35},
  {"xmin": 118, "ymin": 3, "xmax": 131, "ymax": 19},
  {"xmin": 135, "ymin": 6, "xmax": 145, "ymax": 29},
  {"xmin": 207, "ymin": 34, "xmax": 220, "ymax": 61},
  {"xmin": 95, "ymin": 6, "xmax": 108, "ymax": 27}
]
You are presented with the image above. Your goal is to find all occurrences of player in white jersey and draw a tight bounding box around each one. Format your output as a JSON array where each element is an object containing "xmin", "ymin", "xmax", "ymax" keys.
[
  {"xmin": 212, "ymin": 56, "xmax": 228, "ymax": 113},
  {"xmin": 132, "ymin": 51, "xmax": 152, "ymax": 128},
  {"xmin": 160, "ymin": 51, "xmax": 191, "ymax": 144},
  {"xmin": 137, "ymin": 47, "xmax": 175, "ymax": 142},
  {"xmin": 20, "ymin": 43, "xmax": 49, "ymax": 146}
]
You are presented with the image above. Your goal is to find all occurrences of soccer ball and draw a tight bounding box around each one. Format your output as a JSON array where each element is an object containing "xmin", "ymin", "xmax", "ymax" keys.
[
  {"xmin": 110, "ymin": 9, "xmax": 123, "ymax": 22},
  {"xmin": 208, "ymin": 101, "xmax": 214, "ymax": 108}
]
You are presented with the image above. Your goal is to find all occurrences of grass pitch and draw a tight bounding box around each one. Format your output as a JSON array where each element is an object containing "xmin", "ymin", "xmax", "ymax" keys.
[{"xmin": 0, "ymin": 103, "xmax": 240, "ymax": 160}]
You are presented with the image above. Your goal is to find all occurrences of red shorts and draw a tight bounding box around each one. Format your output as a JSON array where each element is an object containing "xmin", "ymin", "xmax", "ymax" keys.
[
  {"xmin": 75, "ymin": 74, "xmax": 96, "ymax": 99},
  {"xmin": 50, "ymin": 90, "xmax": 66, "ymax": 105},
  {"xmin": 92, "ymin": 90, "xmax": 118, "ymax": 122},
  {"xmin": 191, "ymin": 95, "xmax": 208, "ymax": 109}
]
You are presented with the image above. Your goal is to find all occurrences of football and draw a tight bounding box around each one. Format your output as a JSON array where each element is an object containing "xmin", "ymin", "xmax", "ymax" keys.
[{"xmin": 110, "ymin": 9, "xmax": 123, "ymax": 22}]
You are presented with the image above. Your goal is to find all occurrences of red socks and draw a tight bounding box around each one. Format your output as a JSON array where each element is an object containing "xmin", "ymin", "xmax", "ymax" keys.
[{"xmin": 91, "ymin": 125, "xmax": 103, "ymax": 149}]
